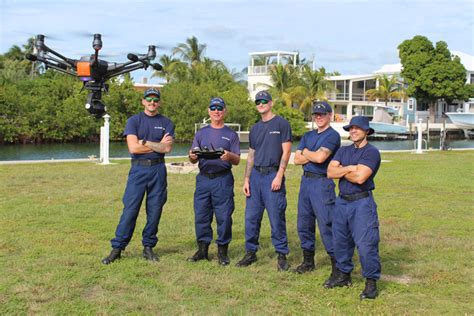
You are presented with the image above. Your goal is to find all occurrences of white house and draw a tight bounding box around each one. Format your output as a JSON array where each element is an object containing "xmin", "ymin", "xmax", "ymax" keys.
[{"xmin": 247, "ymin": 50, "xmax": 474, "ymax": 125}]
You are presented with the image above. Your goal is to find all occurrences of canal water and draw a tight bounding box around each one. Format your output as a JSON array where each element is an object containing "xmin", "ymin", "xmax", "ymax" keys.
[{"xmin": 1, "ymin": 139, "xmax": 473, "ymax": 161}]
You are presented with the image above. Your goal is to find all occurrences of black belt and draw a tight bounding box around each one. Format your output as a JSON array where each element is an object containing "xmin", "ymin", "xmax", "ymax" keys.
[
  {"xmin": 303, "ymin": 171, "xmax": 326, "ymax": 179},
  {"xmin": 340, "ymin": 191, "xmax": 370, "ymax": 202},
  {"xmin": 200, "ymin": 169, "xmax": 231, "ymax": 179},
  {"xmin": 254, "ymin": 166, "xmax": 279, "ymax": 175},
  {"xmin": 131, "ymin": 158, "xmax": 165, "ymax": 166}
]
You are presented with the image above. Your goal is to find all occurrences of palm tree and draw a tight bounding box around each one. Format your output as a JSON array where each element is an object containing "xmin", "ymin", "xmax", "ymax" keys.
[
  {"xmin": 267, "ymin": 64, "xmax": 300, "ymax": 107},
  {"xmin": 151, "ymin": 54, "xmax": 183, "ymax": 83},
  {"xmin": 269, "ymin": 64, "xmax": 298, "ymax": 94},
  {"xmin": 172, "ymin": 36, "xmax": 207, "ymax": 65},
  {"xmin": 289, "ymin": 66, "xmax": 335, "ymax": 117},
  {"xmin": 252, "ymin": 55, "xmax": 267, "ymax": 66},
  {"xmin": 365, "ymin": 74, "xmax": 405, "ymax": 107}
]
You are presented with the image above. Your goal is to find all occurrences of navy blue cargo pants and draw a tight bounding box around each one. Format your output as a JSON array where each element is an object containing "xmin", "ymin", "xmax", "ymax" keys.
[
  {"xmin": 111, "ymin": 163, "xmax": 167, "ymax": 249},
  {"xmin": 297, "ymin": 176, "xmax": 336, "ymax": 256},
  {"xmin": 193, "ymin": 171, "xmax": 234, "ymax": 245},
  {"xmin": 332, "ymin": 192, "xmax": 381, "ymax": 279},
  {"xmin": 245, "ymin": 169, "xmax": 289, "ymax": 254}
]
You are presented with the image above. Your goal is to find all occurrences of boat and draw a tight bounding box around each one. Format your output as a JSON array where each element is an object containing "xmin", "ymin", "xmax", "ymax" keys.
[
  {"xmin": 369, "ymin": 107, "xmax": 408, "ymax": 135},
  {"xmin": 445, "ymin": 112, "xmax": 474, "ymax": 129},
  {"xmin": 445, "ymin": 103, "xmax": 474, "ymax": 138}
]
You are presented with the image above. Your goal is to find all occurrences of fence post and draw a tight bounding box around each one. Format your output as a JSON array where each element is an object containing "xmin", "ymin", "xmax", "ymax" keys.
[
  {"xmin": 100, "ymin": 114, "xmax": 111, "ymax": 165},
  {"xmin": 416, "ymin": 118, "xmax": 423, "ymax": 154}
]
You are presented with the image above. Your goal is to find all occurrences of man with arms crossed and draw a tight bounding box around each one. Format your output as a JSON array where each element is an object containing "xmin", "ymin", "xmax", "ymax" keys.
[
  {"xmin": 324, "ymin": 116, "xmax": 381, "ymax": 300},
  {"xmin": 236, "ymin": 90, "xmax": 292, "ymax": 271},
  {"xmin": 293, "ymin": 101, "xmax": 340, "ymax": 283},
  {"xmin": 102, "ymin": 88, "xmax": 174, "ymax": 264}
]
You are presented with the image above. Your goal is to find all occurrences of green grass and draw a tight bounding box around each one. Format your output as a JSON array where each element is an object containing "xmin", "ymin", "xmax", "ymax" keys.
[{"xmin": 1, "ymin": 151, "xmax": 473, "ymax": 314}]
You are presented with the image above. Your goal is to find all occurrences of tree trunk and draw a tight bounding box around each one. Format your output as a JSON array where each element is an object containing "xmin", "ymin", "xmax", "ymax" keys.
[{"xmin": 429, "ymin": 102, "xmax": 436, "ymax": 123}]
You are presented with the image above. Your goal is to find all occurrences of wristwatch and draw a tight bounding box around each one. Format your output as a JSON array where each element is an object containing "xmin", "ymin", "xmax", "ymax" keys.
[{"xmin": 141, "ymin": 139, "xmax": 147, "ymax": 145}]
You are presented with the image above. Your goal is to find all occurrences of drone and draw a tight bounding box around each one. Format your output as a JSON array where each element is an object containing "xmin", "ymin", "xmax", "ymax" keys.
[{"xmin": 25, "ymin": 34, "xmax": 163, "ymax": 118}]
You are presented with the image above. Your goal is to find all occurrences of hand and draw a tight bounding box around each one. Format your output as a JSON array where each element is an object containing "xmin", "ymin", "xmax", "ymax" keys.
[
  {"xmin": 188, "ymin": 150, "xmax": 198, "ymax": 162},
  {"xmin": 301, "ymin": 148, "xmax": 307, "ymax": 157},
  {"xmin": 220, "ymin": 150, "xmax": 231, "ymax": 161},
  {"xmin": 271, "ymin": 174, "xmax": 283, "ymax": 191},
  {"xmin": 243, "ymin": 178, "xmax": 251, "ymax": 197},
  {"xmin": 160, "ymin": 133, "xmax": 173, "ymax": 144},
  {"xmin": 347, "ymin": 165, "xmax": 358, "ymax": 172}
]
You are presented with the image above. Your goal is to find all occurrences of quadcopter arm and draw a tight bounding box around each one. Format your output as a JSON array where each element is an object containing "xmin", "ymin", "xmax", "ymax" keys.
[
  {"xmin": 26, "ymin": 53, "xmax": 74, "ymax": 76},
  {"xmin": 104, "ymin": 54, "xmax": 162, "ymax": 79},
  {"xmin": 105, "ymin": 63, "xmax": 151, "ymax": 79}
]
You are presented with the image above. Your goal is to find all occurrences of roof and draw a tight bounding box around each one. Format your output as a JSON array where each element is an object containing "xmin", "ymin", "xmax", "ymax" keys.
[
  {"xmin": 373, "ymin": 63, "xmax": 402, "ymax": 74},
  {"xmin": 372, "ymin": 51, "xmax": 474, "ymax": 74},
  {"xmin": 249, "ymin": 51, "xmax": 298, "ymax": 57},
  {"xmin": 451, "ymin": 51, "xmax": 474, "ymax": 71},
  {"xmin": 327, "ymin": 74, "xmax": 375, "ymax": 81}
]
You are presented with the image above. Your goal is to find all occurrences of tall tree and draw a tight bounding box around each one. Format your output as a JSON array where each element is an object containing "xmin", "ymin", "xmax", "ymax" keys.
[
  {"xmin": 398, "ymin": 35, "xmax": 470, "ymax": 121},
  {"xmin": 172, "ymin": 36, "xmax": 207, "ymax": 65},
  {"xmin": 152, "ymin": 54, "xmax": 184, "ymax": 83}
]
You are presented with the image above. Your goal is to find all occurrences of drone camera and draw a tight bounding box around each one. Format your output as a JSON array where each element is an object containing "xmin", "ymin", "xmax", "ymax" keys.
[{"xmin": 85, "ymin": 99, "xmax": 106, "ymax": 118}]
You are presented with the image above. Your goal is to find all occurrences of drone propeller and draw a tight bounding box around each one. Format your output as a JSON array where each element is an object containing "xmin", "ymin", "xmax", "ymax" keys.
[
  {"xmin": 71, "ymin": 31, "xmax": 109, "ymax": 38},
  {"xmin": 137, "ymin": 43, "xmax": 173, "ymax": 51},
  {"xmin": 73, "ymin": 52, "xmax": 123, "ymax": 58},
  {"xmin": 13, "ymin": 31, "xmax": 63, "ymax": 42}
]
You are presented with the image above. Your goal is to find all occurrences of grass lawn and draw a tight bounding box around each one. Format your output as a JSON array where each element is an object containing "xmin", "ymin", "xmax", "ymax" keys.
[{"xmin": 1, "ymin": 151, "xmax": 473, "ymax": 314}]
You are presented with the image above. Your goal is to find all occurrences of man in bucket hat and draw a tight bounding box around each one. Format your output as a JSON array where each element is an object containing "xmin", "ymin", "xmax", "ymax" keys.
[
  {"xmin": 293, "ymin": 101, "xmax": 340, "ymax": 276},
  {"xmin": 324, "ymin": 116, "xmax": 382, "ymax": 300}
]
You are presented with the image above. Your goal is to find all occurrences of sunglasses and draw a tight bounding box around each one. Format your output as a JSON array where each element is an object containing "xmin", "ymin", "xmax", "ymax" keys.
[
  {"xmin": 209, "ymin": 105, "xmax": 224, "ymax": 111},
  {"xmin": 145, "ymin": 97, "xmax": 160, "ymax": 102},
  {"xmin": 312, "ymin": 112, "xmax": 329, "ymax": 117},
  {"xmin": 255, "ymin": 99, "xmax": 269, "ymax": 106}
]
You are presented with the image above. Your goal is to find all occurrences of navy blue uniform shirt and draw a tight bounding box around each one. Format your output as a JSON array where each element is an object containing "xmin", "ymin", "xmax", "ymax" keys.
[
  {"xmin": 332, "ymin": 143, "xmax": 381, "ymax": 195},
  {"xmin": 191, "ymin": 125, "xmax": 240, "ymax": 173},
  {"xmin": 297, "ymin": 127, "xmax": 341, "ymax": 175},
  {"xmin": 124, "ymin": 112, "xmax": 175, "ymax": 159},
  {"xmin": 249, "ymin": 115, "xmax": 292, "ymax": 167}
]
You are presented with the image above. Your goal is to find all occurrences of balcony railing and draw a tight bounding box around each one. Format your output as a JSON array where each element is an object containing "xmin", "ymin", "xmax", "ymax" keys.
[
  {"xmin": 327, "ymin": 92, "xmax": 403, "ymax": 103},
  {"xmin": 327, "ymin": 93, "xmax": 350, "ymax": 101},
  {"xmin": 248, "ymin": 66, "xmax": 271, "ymax": 75}
]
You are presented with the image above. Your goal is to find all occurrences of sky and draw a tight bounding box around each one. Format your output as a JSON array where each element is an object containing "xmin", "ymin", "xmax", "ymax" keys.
[{"xmin": 1, "ymin": 0, "xmax": 473, "ymax": 84}]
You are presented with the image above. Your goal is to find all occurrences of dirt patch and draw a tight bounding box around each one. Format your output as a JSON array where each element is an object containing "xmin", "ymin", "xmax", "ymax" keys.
[
  {"xmin": 81, "ymin": 284, "xmax": 105, "ymax": 301},
  {"xmin": 381, "ymin": 274, "xmax": 415, "ymax": 284}
]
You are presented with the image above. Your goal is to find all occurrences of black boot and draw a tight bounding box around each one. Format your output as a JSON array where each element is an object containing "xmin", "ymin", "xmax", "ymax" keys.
[
  {"xmin": 324, "ymin": 269, "xmax": 352, "ymax": 288},
  {"xmin": 360, "ymin": 278, "xmax": 378, "ymax": 299},
  {"xmin": 293, "ymin": 250, "xmax": 315, "ymax": 274},
  {"xmin": 323, "ymin": 257, "xmax": 337, "ymax": 287},
  {"xmin": 236, "ymin": 251, "xmax": 257, "ymax": 267},
  {"xmin": 277, "ymin": 253, "xmax": 290, "ymax": 271},
  {"xmin": 101, "ymin": 248, "xmax": 121, "ymax": 264},
  {"xmin": 143, "ymin": 246, "xmax": 159, "ymax": 261},
  {"xmin": 217, "ymin": 244, "xmax": 230, "ymax": 266},
  {"xmin": 187, "ymin": 242, "xmax": 210, "ymax": 262}
]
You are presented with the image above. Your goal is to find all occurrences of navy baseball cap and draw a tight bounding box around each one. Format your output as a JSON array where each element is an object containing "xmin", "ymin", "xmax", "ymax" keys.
[
  {"xmin": 255, "ymin": 90, "xmax": 272, "ymax": 101},
  {"xmin": 312, "ymin": 101, "xmax": 333, "ymax": 114},
  {"xmin": 143, "ymin": 88, "xmax": 161, "ymax": 98},
  {"xmin": 343, "ymin": 116, "xmax": 375, "ymax": 135},
  {"xmin": 209, "ymin": 97, "xmax": 226, "ymax": 108}
]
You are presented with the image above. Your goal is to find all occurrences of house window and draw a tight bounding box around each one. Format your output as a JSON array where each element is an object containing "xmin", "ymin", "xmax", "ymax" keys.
[
  {"xmin": 408, "ymin": 99, "xmax": 414, "ymax": 111},
  {"xmin": 470, "ymin": 73, "xmax": 474, "ymax": 84}
]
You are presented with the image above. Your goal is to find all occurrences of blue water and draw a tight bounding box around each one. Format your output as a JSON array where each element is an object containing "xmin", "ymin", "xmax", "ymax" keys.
[{"xmin": 1, "ymin": 139, "xmax": 473, "ymax": 161}]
